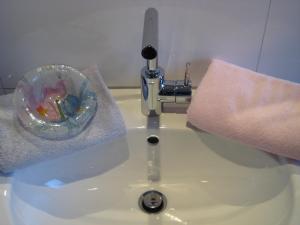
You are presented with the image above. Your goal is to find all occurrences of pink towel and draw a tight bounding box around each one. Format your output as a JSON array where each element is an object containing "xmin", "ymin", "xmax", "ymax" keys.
[{"xmin": 187, "ymin": 59, "xmax": 300, "ymax": 160}]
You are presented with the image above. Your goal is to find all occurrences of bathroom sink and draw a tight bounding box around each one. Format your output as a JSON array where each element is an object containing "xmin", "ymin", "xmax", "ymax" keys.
[{"xmin": 0, "ymin": 89, "xmax": 300, "ymax": 225}]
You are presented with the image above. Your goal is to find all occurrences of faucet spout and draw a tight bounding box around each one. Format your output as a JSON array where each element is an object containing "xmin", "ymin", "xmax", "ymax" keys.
[
  {"xmin": 142, "ymin": 45, "xmax": 158, "ymax": 72},
  {"xmin": 141, "ymin": 8, "xmax": 192, "ymax": 117},
  {"xmin": 142, "ymin": 8, "xmax": 159, "ymax": 72}
]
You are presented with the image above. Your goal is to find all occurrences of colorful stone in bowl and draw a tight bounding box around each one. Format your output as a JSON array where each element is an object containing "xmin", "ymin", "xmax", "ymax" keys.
[{"xmin": 13, "ymin": 65, "xmax": 97, "ymax": 140}]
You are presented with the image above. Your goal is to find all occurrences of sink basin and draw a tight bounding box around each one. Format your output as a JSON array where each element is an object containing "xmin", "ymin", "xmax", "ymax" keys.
[{"xmin": 0, "ymin": 89, "xmax": 300, "ymax": 225}]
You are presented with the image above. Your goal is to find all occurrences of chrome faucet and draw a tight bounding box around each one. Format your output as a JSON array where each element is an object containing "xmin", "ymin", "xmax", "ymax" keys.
[{"xmin": 141, "ymin": 8, "xmax": 192, "ymax": 116}]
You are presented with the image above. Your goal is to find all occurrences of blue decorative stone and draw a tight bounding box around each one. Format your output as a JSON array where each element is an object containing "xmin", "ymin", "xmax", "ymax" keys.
[{"xmin": 62, "ymin": 95, "xmax": 80, "ymax": 117}]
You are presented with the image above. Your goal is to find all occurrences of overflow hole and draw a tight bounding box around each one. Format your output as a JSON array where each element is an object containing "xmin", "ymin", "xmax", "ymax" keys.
[{"xmin": 147, "ymin": 135, "xmax": 159, "ymax": 145}]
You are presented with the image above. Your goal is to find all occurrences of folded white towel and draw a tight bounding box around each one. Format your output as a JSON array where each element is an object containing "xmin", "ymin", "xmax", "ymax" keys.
[{"xmin": 0, "ymin": 65, "xmax": 126, "ymax": 173}]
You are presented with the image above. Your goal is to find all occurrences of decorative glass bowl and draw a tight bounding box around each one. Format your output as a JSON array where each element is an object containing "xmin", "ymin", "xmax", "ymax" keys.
[{"xmin": 13, "ymin": 65, "xmax": 97, "ymax": 140}]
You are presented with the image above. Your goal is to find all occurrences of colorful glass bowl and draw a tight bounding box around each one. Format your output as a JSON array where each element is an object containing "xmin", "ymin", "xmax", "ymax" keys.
[{"xmin": 13, "ymin": 65, "xmax": 97, "ymax": 140}]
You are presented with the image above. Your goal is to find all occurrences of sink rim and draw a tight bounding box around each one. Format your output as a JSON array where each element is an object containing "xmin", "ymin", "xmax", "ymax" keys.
[{"xmin": 1, "ymin": 88, "xmax": 300, "ymax": 225}]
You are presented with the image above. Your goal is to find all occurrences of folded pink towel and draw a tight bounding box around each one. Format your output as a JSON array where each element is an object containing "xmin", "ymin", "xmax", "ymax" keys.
[{"xmin": 187, "ymin": 59, "xmax": 300, "ymax": 160}]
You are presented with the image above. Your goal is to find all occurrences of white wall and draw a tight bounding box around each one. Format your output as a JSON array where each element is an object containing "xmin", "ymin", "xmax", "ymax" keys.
[
  {"xmin": 0, "ymin": 0, "xmax": 299, "ymax": 95},
  {"xmin": 257, "ymin": 0, "xmax": 300, "ymax": 81}
]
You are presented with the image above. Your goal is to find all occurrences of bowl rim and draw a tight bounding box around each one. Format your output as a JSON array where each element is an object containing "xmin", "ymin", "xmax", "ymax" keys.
[{"xmin": 21, "ymin": 64, "xmax": 88, "ymax": 82}]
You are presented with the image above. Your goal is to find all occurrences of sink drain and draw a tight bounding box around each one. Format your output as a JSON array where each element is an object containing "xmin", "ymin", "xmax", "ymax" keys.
[
  {"xmin": 139, "ymin": 190, "xmax": 167, "ymax": 213},
  {"xmin": 147, "ymin": 135, "xmax": 159, "ymax": 145}
]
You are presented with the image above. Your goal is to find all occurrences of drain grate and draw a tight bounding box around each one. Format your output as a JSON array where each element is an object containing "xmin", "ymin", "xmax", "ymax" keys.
[{"xmin": 139, "ymin": 190, "xmax": 167, "ymax": 213}]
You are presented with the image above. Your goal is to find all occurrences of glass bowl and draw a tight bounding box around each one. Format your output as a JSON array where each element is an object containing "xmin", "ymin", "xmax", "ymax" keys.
[{"xmin": 13, "ymin": 65, "xmax": 97, "ymax": 140}]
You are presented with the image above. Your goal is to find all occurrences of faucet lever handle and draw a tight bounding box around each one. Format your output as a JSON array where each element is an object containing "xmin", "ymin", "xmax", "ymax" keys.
[{"xmin": 184, "ymin": 62, "xmax": 191, "ymax": 86}]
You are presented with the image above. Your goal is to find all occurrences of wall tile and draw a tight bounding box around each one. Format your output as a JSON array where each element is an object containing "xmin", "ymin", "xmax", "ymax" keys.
[
  {"xmin": 258, "ymin": 0, "xmax": 300, "ymax": 83},
  {"xmin": 0, "ymin": 0, "xmax": 269, "ymax": 88}
]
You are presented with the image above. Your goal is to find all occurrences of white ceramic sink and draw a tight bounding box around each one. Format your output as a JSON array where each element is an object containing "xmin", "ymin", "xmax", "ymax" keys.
[{"xmin": 1, "ymin": 89, "xmax": 300, "ymax": 225}]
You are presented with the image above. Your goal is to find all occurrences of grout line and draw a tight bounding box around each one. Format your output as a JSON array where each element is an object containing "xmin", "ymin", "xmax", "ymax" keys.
[
  {"xmin": 0, "ymin": 78, "xmax": 4, "ymax": 94},
  {"xmin": 0, "ymin": 78, "xmax": 3, "ymax": 89},
  {"xmin": 108, "ymin": 86, "xmax": 139, "ymax": 89},
  {"xmin": 3, "ymin": 88, "xmax": 15, "ymax": 94},
  {"xmin": 256, "ymin": 0, "xmax": 273, "ymax": 72}
]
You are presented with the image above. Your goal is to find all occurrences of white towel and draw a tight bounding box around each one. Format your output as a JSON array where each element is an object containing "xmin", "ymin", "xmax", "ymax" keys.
[{"xmin": 0, "ymin": 65, "xmax": 126, "ymax": 173}]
